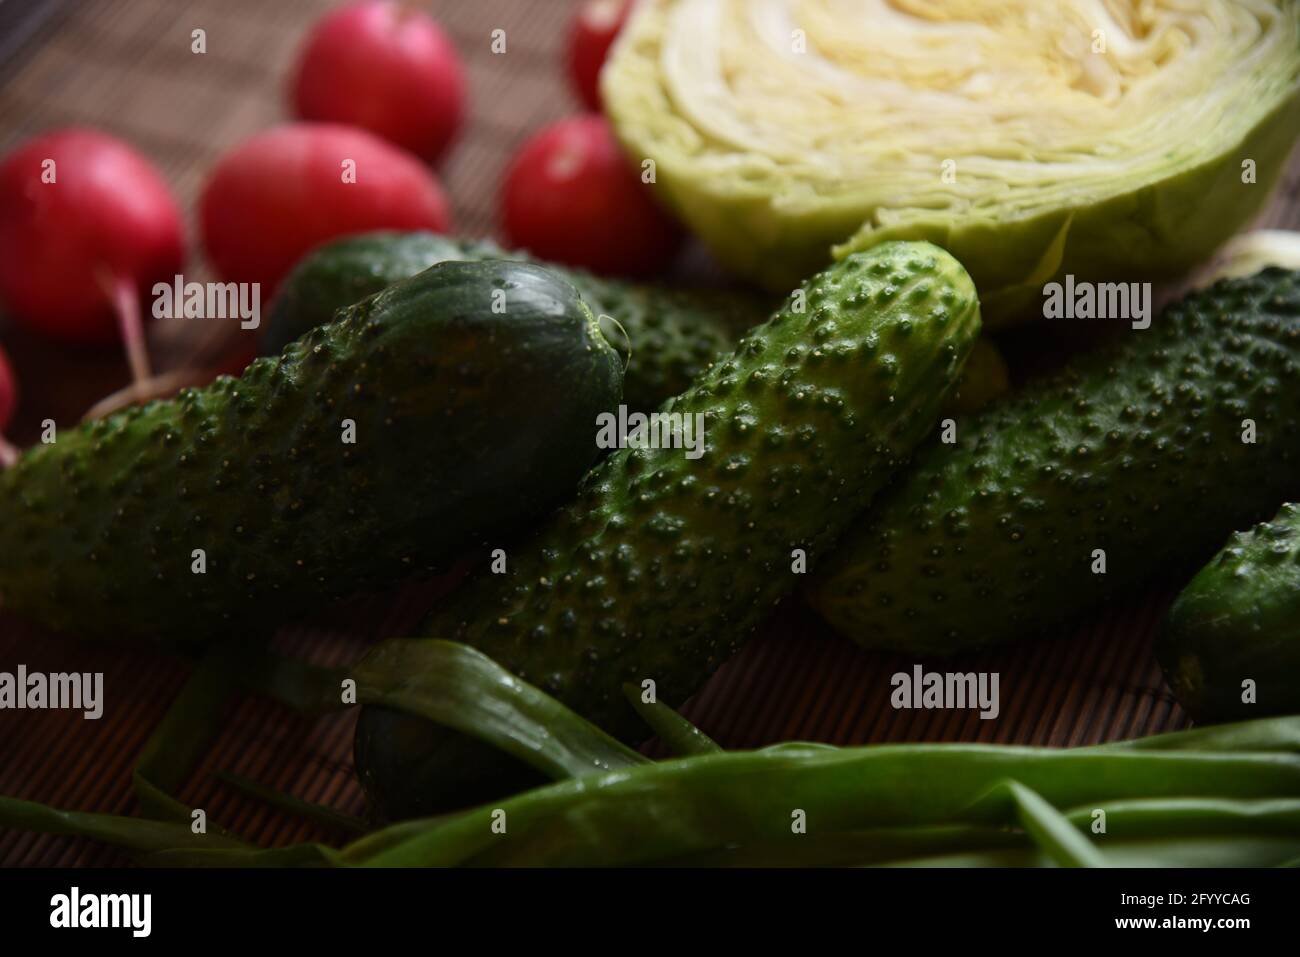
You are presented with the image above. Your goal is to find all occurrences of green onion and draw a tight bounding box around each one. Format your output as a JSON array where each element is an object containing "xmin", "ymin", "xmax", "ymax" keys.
[
  {"xmin": 353, "ymin": 640, "xmax": 648, "ymax": 781},
  {"xmin": 620, "ymin": 683, "xmax": 721, "ymax": 756}
]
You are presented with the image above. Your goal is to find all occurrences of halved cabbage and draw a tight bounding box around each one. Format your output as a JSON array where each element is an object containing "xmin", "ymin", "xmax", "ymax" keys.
[{"xmin": 604, "ymin": 0, "xmax": 1300, "ymax": 324}]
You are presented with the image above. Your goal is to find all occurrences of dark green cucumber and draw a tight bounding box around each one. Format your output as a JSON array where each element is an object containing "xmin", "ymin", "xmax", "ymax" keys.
[
  {"xmin": 809, "ymin": 268, "xmax": 1300, "ymax": 655},
  {"xmin": 355, "ymin": 241, "xmax": 983, "ymax": 818},
  {"xmin": 1159, "ymin": 503, "xmax": 1300, "ymax": 722},
  {"xmin": 263, "ymin": 231, "xmax": 759, "ymax": 412},
  {"xmin": 0, "ymin": 261, "xmax": 623, "ymax": 644}
]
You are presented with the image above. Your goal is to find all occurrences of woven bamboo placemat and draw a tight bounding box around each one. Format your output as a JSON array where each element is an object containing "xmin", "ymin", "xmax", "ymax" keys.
[{"xmin": 1, "ymin": 0, "xmax": 1298, "ymax": 866}]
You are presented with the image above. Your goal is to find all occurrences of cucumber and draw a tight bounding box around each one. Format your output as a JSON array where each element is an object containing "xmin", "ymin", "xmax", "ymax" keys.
[
  {"xmin": 266, "ymin": 231, "xmax": 1012, "ymax": 418},
  {"xmin": 263, "ymin": 231, "xmax": 758, "ymax": 412},
  {"xmin": 0, "ymin": 261, "xmax": 623, "ymax": 644},
  {"xmin": 809, "ymin": 268, "xmax": 1300, "ymax": 655},
  {"xmin": 1158, "ymin": 503, "xmax": 1300, "ymax": 722},
  {"xmin": 355, "ymin": 241, "xmax": 983, "ymax": 818}
]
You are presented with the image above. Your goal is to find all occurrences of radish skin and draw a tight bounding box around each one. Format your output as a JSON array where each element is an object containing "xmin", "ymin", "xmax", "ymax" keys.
[
  {"xmin": 0, "ymin": 345, "xmax": 16, "ymax": 468},
  {"xmin": 291, "ymin": 1, "xmax": 466, "ymax": 163},
  {"xmin": 200, "ymin": 123, "xmax": 452, "ymax": 295},
  {"xmin": 0, "ymin": 129, "xmax": 184, "ymax": 354},
  {"xmin": 567, "ymin": 0, "xmax": 632, "ymax": 111},
  {"xmin": 502, "ymin": 116, "xmax": 680, "ymax": 277}
]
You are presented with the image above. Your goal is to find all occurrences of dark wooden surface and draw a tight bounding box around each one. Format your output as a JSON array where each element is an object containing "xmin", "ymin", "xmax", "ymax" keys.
[{"xmin": 1, "ymin": 0, "xmax": 1297, "ymax": 866}]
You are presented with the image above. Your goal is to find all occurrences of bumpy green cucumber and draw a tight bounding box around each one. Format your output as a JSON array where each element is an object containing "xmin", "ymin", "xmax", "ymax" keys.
[
  {"xmin": 263, "ymin": 231, "xmax": 758, "ymax": 412},
  {"xmin": 1159, "ymin": 503, "xmax": 1300, "ymax": 723},
  {"xmin": 809, "ymin": 268, "xmax": 1300, "ymax": 655},
  {"xmin": 0, "ymin": 262, "xmax": 623, "ymax": 644},
  {"xmin": 355, "ymin": 241, "xmax": 983, "ymax": 818}
]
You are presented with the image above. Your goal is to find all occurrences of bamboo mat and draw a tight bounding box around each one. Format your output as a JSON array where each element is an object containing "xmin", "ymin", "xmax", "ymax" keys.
[{"xmin": 1, "ymin": 0, "xmax": 1298, "ymax": 867}]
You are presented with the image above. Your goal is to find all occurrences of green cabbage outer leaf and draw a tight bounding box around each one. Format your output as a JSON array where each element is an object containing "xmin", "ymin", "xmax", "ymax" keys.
[
  {"xmin": 1196, "ymin": 229, "xmax": 1300, "ymax": 286},
  {"xmin": 603, "ymin": 0, "xmax": 1300, "ymax": 325}
]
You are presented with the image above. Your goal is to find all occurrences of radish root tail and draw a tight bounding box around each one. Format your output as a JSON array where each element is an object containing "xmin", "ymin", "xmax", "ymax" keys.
[{"xmin": 103, "ymin": 271, "xmax": 153, "ymax": 385}]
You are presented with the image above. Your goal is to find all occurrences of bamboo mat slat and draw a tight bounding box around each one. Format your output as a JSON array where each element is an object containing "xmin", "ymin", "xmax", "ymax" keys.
[{"xmin": 1, "ymin": 0, "xmax": 1297, "ymax": 866}]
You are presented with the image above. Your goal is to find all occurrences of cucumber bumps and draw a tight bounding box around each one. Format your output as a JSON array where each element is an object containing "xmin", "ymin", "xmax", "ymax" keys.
[
  {"xmin": 810, "ymin": 268, "xmax": 1300, "ymax": 655},
  {"xmin": 1159, "ymin": 502, "xmax": 1300, "ymax": 722},
  {"xmin": 356, "ymin": 241, "xmax": 982, "ymax": 818},
  {"xmin": 262, "ymin": 232, "xmax": 759, "ymax": 412},
  {"xmin": 0, "ymin": 262, "xmax": 623, "ymax": 644}
]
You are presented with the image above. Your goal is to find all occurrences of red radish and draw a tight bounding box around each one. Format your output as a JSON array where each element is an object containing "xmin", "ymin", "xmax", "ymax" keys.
[
  {"xmin": 0, "ymin": 346, "xmax": 14, "ymax": 428},
  {"xmin": 291, "ymin": 1, "xmax": 466, "ymax": 163},
  {"xmin": 567, "ymin": 0, "xmax": 632, "ymax": 110},
  {"xmin": 502, "ymin": 115, "xmax": 679, "ymax": 277},
  {"xmin": 200, "ymin": 123, "xmax": 452, "ymax": 295},
  {"xmin": 0, "ymin": 344, "xmax": 16, "ymax": 467},
  {"xmin": 0, "ymin": 129, "xmax": 184, "ymax": 390}
]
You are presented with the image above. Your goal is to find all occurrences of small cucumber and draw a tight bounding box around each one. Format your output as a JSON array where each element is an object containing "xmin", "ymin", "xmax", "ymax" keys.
[
  {"xmin": 809, "ymin": 268, "xmax": 1300, "ymax": 655},
  {"xmin": 355, "ymin": 241, "xmax": 983, "ymax": 818},
  {"xmin": 1159, "ymin": 503, "xmax": 1300, "ymax": 723},
  {"xmin": 263, "ymin": 231, "xmax": 758, "ymax": 412},
  {"xmin": 0, "ymin": 262, "xmax": 623, "ymax": 644}
]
